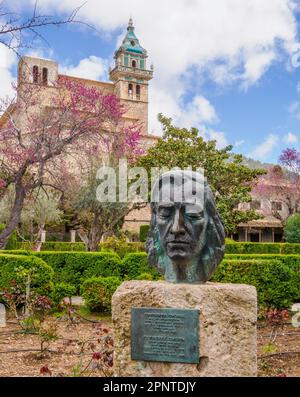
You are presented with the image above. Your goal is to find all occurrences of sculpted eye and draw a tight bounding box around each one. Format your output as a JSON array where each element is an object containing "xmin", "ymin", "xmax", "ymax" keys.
[
  {"xmin": 158, "ymin": 207, "xmax": 173, "ymax": 218},
  {"xmin": 185, "ymin": 211, "xmax": 203, "ymax": 220}
]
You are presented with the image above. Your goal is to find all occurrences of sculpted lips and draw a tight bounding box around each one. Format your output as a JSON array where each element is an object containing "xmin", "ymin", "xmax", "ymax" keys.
[{"xmin": 167, "ymin": 241, "xmax": 191, "ymax": 246}]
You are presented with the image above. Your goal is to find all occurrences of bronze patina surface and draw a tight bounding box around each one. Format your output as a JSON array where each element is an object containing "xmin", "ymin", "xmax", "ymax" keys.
[
  {"xmin": 131, "ymin": 307, "xmax": 199, "ymax": 363},
  {"xmin": 146, "ymin": 170, "xmax": 226, "ymax": 283}
]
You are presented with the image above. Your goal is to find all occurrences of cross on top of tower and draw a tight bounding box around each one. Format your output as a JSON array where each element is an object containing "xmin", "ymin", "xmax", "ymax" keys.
[{"xmin": 128, "ymin": 17, "xmax": 134, "ymax": 30}]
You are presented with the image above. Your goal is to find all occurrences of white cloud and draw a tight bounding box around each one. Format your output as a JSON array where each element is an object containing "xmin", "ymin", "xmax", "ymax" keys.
[
  {"xmin": 242, "ymin": 50, "xmax": 275, "ymax": 89},
  {"xmin": 0, "ymin": 44, "xmax": 17, "ymax": 100},
  {"xmin": 289, "ymin": 101, "xmax": 300, "ymax": 119},
  {"xmin": 207, "ymin": 130, "xmax": 229, "ymax": 149},
  {"xmin": 60, "ymin": 56, "xmax": 108, "ymax": 81},
  {"xmin": 284, "ymin": 132, "xmax": 298, "ymax": 143},
  {"xmin": 177, "ymin": 95, "xmax": 218, "ymax": 127},
  {"xmin": 234, "ymin": 139, "xmax": 245, "ymax": 148},
  {"xmin": 249, "ymin": 134, "xmax": 279, "ymax": 159}
]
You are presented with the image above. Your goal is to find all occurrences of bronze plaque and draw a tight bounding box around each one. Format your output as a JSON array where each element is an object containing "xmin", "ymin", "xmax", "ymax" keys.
[{"xmin": 131, "ymin": 307, "xmax": 199, "ymax": 363}]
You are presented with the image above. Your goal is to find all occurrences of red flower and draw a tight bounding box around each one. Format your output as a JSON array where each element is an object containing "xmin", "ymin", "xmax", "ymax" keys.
[
  {"xmin": 92, "ymin": 352, "xmax": 102, "ymax": 360},
  {"xmin": 40, "ymin": 365, "xmax": 52, "ymax": 376},
  {"xmin": 277, "ymin": 373, "xmax": 287, "ymax": 377}
]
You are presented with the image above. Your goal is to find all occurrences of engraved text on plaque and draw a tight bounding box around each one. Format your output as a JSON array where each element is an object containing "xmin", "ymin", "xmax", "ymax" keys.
[{"xmin": 131, "ymin": 307, "xmax": 199, "ymax": 363}]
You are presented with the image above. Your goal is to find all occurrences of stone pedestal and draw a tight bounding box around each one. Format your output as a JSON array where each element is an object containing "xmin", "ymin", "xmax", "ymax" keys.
[
  {"xmin": 0, "ymin": 303, "xmax": 6, "ymax": 328},
  {"xmin": 112, "ymin": 281, "xmax": 257, "ymax": 377}
]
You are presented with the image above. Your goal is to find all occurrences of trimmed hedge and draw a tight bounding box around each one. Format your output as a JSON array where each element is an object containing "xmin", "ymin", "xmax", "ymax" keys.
[
  {"xmin": 122, "ymin": 252, "xmax": 161, "ymax": 280},
  {"xmin": 101, "ymin": 242, "xmax": 145, "ymax": 258},
  {"xmin": 10, "ymin": 240, "xmax": 300, "ymax": 256},
  {"xmin": 0, "ymin": 250, "xmax": 159, "ymax": 286},
  {"xmin": 224, "ymin": 254, "xmax": 300, "ymax": 273},
  {"xmin": 32, "ymin": 251, "xmax": 122, "ymax": 292},
  {"xmin": 16, "ymin": 242, "xmax": 86, "ymax": 251},
  {"xmin": 81, "ymin": 276, "xmax": 121, "ymax": 312},
  {"xmin": 225, "ymin": 243, "xmax": 280, "ymax": 254},
  {"xmin": 212, "ymin": 258, "xmax": 300, "ymax": 308},
  {"xmin": 2, "ymin": 245, "xmax": 300, "ymax": 310},
  {"xmin": 139, "ymin": 225, "xmax": 149, "ymax": 242},
  {"xmin": 82, "ymin": 253, "xmax": 123, "ymax": 279},
  {"xmin": 280, "ymin": 243, "xmax": 300, "ymax": 255},
  {"xmin": 225, "ymin": 242, "xmax": 300, "ymax": 255},
  {"xmin": 0, "ymin": 254, "xmax": 54, "ymax": 296}
]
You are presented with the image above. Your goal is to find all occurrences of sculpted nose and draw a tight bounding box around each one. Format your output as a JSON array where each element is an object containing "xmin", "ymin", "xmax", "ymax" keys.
[{"xmin": 170, "ymin": 209, "xmax": 185, "ymax": 236}]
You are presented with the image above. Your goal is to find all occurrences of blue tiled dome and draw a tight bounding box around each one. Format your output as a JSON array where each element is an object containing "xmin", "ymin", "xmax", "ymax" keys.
[{"xmin": 118, "ymin": 18, "xmax": 147, "ymax": 55}]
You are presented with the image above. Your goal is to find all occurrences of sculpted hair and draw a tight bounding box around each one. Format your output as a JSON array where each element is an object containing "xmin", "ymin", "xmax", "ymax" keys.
[{"xmin": 146, "ymin": 179, "xmax": 226, "ymax": 282}]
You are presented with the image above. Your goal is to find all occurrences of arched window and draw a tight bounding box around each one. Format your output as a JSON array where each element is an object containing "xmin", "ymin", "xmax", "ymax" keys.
[
  {"xmin": 42, "ymin": 67, "xmax": 48, "ymax": 85},
  {"xmin": 136, "ymin": 85, "xmax": 141, "ymax": 100},
  {"xmin": 128, "ymin": 83, "xmax": 133, "ymax": 98},
  {"xmin": 132, "ymin": 60, "xmax": 137, "ymax": 68},
  {"xmin": 33, "ymin": 65, "xmax": 39, "ymax": 83}
]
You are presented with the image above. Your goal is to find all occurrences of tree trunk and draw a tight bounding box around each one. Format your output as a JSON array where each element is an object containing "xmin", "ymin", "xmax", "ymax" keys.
[
  {"xmin": 88, "ymin": 213, "xmax": 102, "ymax": 252},
  {"xmin": 0, "ymin": 181, "xmax": 26, "ymax": 249}
]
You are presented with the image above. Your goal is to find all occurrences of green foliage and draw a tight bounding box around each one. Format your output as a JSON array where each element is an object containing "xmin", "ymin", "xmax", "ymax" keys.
[
  {"xmin": 280, "ymin": 243, "xmax": 300, "ymax": 254},
  {"xmin": 82, "ymin": 252, "xmax": 123, "ymax": 279},
  {"xmin": 16, "ymin": 241, "xmax": 86, "ymax": 251},
  {"xmin": 284, "ymin": 214, "xmax": 300, "ymax": 243},
  {"xmin": 33, "ymin": 251, "xmax": 122, "ymax": 292},
  {"xmin": 51, "ymin": 283, "xmax": 76, "ymax": 306},
  {"xmin": 225, "ymin": 238, "xmax": 236, "ymax": 244},
  {"xmin": 224, "ymin": 254, "xmax": 300, "ymax": 295},
  {"xmin": 262, "ymin": 342, "xmax": 278, "ymax": 354},
  {"xmin": 136, "ymin": 114, "xmax": 266, "ymax": 234},
  {"xmin": 0, "ymin": 224, "xmax": 17, "ymax": 250},
  {"xmin": 212, "ymin": 258, "xmax": 300, "ymax": 309},
  {"xmin": 225, "ymin": 243, "xmax": 280, "ymax": 254},
  {"xmin": 9, "ymin": 241, "xmax": 300, "ymax": 256},
  {"xmin": 139, "ymin": 225, "xmax": 149, "ymax": 242},
  {"xmin": 0, "ymin": 254, "xmax": 54, "ymax": 296},
  {"xmin": 122, "ymin": 252, "xmax": 160, "ymax": 280},
  {"xmin": 81, "ymin": 276, "xmax": 122, "ymax": 312},
  {"xmin": 0, "ymin": 250, "xmax": 32, "ymax": 255},
  {"xmin": 135, "ymin": 272, "xmax": 155, "ymax": 280},
  {"xmin": 101, "ymin": 241, "xmax": 145, "ymax": 257}
]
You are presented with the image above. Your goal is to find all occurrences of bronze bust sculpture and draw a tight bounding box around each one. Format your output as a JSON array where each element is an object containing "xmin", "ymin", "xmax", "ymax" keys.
[{"xmin": 146, "ymin": 170, "xmax": 226, "ymax": 283}]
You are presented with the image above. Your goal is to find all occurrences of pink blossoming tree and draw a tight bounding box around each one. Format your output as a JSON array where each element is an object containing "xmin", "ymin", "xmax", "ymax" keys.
[
  {"xmin": 252, "ymin": 148, "xmax": 300, "ymax": 221},
  {"xmin": 0, "ymin": 74, "xmax": 142, "ymax": 249}
]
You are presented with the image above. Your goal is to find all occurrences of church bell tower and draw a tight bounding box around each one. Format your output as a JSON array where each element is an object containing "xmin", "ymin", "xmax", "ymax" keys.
[{"xmin": 109, "ymin": 18, "xmax": 153, "ymax": 134}]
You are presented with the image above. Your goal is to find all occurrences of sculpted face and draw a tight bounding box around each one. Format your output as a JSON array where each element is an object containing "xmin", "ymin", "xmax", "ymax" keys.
[
  {"xmin": 146, "ymin": 170, "xmax": 226, "ymax": 283},
  {"xmin": 157, "ymin": 200, "xmax": 207, "ymax": 266}
]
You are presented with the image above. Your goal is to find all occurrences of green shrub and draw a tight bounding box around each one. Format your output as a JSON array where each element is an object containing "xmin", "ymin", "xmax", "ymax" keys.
[
  {"xmin": 280, "ymin": 243, "xmax": 300, "ymax": 255},
  {"xmin": 0, "ymin": 250, "xmax": 31, "ymax": 255},
  {"xmin": 284, "ymin": 214, "xmax": 300, "ymax": 243},
  {"xmin": 33, "ymin": 251, "xmax": 122, "ymax": 292},
  {"xmin": 225, "ymin": 243, "xmax": 280, "ymax": 254},
  {"xmin": 122, "ymin": 252, "xmax": 160, "ymax": 279},
  {"xmin": 135, "ymin": 272, "xmax": 154, "ymax": 280},
  {"xmin": 82, "ymin": 252, "xmax": 123, "ymax": 279},
  {"xmin": 0, "ymin": 254, "xmax": 54, "ymax": 296},
  {"xmin": 81, "ymin": 276, "xmax": 121, "ymax": 312},
  {"xmin": 51, "ymin": 282, "xmax": 76, "ymax": 306},
  {"xmin": 16, "ymin": 242, "xmax": 86, "ymax": 251},
  {"xmin": 139, "ymin": 225, "xmax": 149, "ymax": 242},
  {"xmin": 225, "ymin": 238, "xmax": 236, "ymax": 244},
  {"xmin": 224, "ymin": 253, "xmax": 300, "ymax": 300},
  {"xmin": 101, "ymin": 241, "xmax": 145, "ymax": 257},
  {"xmin": 212, "ymin": 258, "xmax": 300, "ymax": 308},
  {"xmin": 0, "ymin": 224, "xmax": 17, "ymax": 250}
]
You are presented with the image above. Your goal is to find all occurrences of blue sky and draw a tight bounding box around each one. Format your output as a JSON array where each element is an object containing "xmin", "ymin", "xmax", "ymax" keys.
[{"xmin": 1, "ymin": 0, "xmax": 300, "ymax": 164}]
